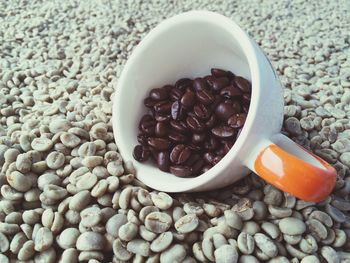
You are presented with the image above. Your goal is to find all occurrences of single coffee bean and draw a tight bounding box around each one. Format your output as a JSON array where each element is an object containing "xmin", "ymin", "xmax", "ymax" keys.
[
  {"xmin": 193, "ymin": 104, "xmax": 211, "ymax": 120},
  {"xmin": 155, "ymin": 122, "xmax": 168, "ymax": 137},
  {"xmin": 242, "ymin": 93, "xmax": 251, "ymax": 104},
  {"xmin": 228, "ymin": 113, "xmax": 247, "ymax": 128},
  {"xmin": 192, "ymin": 133, "xmax": 206, "ymax": 144},
  {"xmin": 154, "ymin": 113, "xmax": 171, "ymax": 122},
  {"xmin": 187, "ymin": 143, "xmax": 202, "ymax": 152},
  {"xmin": 171, "ymin": 101, "xmax": 181, "ymax": 120},
  {"xmin": 170, "ymin": 120, "xmax": 188, "ymax": 134},
  {"xmin": 139, "ymin": 114, "xmax": 153, "ymax": 126},
  {"xmin": 220, "ymin": 85, "xmax": 242, "ymax": 98},
  {"xmin": 169, "ymin": 165, "xmax": 192, "ymax": 177},
  {"xmin": 144, "ymin": 97, "xmax": 158, "ymax": 108},
  {"xmin": 181, "ymin": 91, "xmax": 196, "ymax": 109},
  {"xmin": 215, "ymin": 145, "xmax": 226, "ymax": 156},
  {"xmin": 168, "ymin": 131, "xmax": 187, "ymax": 143},
  {"xmin": 157, "ymin": 152, "xmax": 170, "ymax": 172},
  {"xmin": 154, "ymin": 101, "xmax": 172, "ymax": 113},
  {"xmin": 208, "ymin": 77, "xmax": 230, "ymax": 91},
  {"xmin": 149, "ymin": 147, "xmax": 159, "ymax": 160},
  {"xmin": 215, "ymin": 102, "xmax": 240, "ymax": 121},
  {"xmin": 137, "ymin": 134, "xmax": 148, "ymax": 145},
  {"xmin": 193, "ymin": 78, "xmax": 208, "ymax": 91},
  {"xmin": 191, "ymin": 158, "xmax": 204, "ymax": 174},
  {"xmin": 133, "ymin": 145, "xmax": 150, "ymax": 162},
  {"xmin": 234, "ymin": 76, "xmax": 251, "ymax": 93},
  {"xmin": 147, "ymin": 138, "xmax": 171, "ymax": 150},
  {"xmin": 140, "ymin": 120, "xmax": 156, "ymax": 135},
  {"xmin": 186, "ymin": 115, "xmax": 206, "ymax": 132},
  {"xmin": 223, "ymin": 141, "xmax": 234, "ymax": 154},
  {"xmin": 150, "ymin": 88, "xmax": 169, "ymax": 101},
  {"xmin": 204, "ymin": 136, "xmax": 219, "ymax": 151},
  {"xmin": 205, "ymin": 115, "xmax": 217, "ymax": 129},
  {"xmin": 211, "ymin": 126, "xmax": 235, "ymax": 138},
  {"xmin": 170, "ymin": 145, "xmax": 191, "ymax": 164},
  {"xmin": 196, "ymin": 89, "xmax": 215, "ymax": 105},
  {"xmin": 203, "ymin": 152, "xmax": 216, "ymax": 165},
  {"xmin": 175, "ymin": 78, "xmax": 192, "ymax": 90},
  {"xmin": 170, "ymin": 88, "xmax": 184, "ymax": 101},
  {"xmin": 211, "ymin": 68, "xmax": 231, "ymax": 78}
]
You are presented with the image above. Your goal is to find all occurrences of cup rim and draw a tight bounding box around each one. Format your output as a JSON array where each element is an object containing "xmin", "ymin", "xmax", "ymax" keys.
[{"xmin": 113, "ymin": 10, "xmax": 262, "ymax": 191}]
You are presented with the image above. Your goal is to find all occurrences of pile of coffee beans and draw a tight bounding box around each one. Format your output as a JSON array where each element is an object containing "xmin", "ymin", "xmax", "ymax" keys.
[{"xmin": 133, "ymin": 68, "xmax": 252, "ymax": 177}]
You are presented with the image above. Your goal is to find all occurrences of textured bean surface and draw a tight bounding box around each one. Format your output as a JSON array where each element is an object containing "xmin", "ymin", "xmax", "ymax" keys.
[{"xmin": 0, "ymin": 0, "xmax": 349, "ymax": 262}]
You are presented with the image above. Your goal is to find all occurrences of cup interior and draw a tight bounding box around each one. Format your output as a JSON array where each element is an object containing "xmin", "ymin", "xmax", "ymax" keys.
[{"xmin": 114, "ymin": 13, "xmax": 254, "ymax": 191}]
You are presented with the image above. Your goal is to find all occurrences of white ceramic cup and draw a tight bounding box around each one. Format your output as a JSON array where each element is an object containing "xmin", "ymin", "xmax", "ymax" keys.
[{"xmin": 113, "ymin": 11, "xmax": 336, "ymax": 202}]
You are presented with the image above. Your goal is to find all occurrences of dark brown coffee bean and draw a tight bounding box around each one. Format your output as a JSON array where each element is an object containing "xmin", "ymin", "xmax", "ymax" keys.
[
  {"xmin": 196, "ymin": 89, "xmax": 215, "ymax": 105},
  {"xmin": 147, "ymin": 137, "xmax": 171, "ymax": 150},
  {"xmin": 154, "ymin": 101, "xmax": 171, "ymax": 113},
  {"xmin": 184, "ymin": 153, "xmax": 200, "ymax": 166},
  {"xmin": 171, "ymin": 101, "xmax": 181, "ymax": 120},
  {"xmin": 220, "ymin": 85, "xmax": 242, "ymax": 98},
  {"xmin": 170, "ymin": 120, "xmax": 188, "ymax": 134},
  {"xmin": 137, "ymin": 134, "xmax": 148, "ymax": 145},
  {"xmin": 157, "ymin": 151, "xmax": 170, "ymax": 172},
  {"xmin": 170, "ymin": 165, "xmax": 192, "ymax": 177},
  {"xmin": 213, "ymin": 155, "xmax": 223, "ymax": 165},
  {"xmin": 203, "ymin": 152, "xmax": 215, "ymax": 165},
  {"xmin": 191, "ymin": 159, "xmax": 204, "ymax": 175},
  {"xmin": 170, "ymin": 88, "xmax": 184, "ymax": 101},
  {"xmin": 149, "ymin": 147, "xmax": 158, "ymax": 160},
  {"xmin": 228, "ymin": 113, "xmax": 247, "ymax": 128},
  {"xmin": 144, "ymin": 97, "xmax": 158, "ymax": 108},
  {"xmin": 193, "ymin": 104, "xmax": 211, "ymax": 120},
  {"xmin": 222, "ymin": 141, "xmax": 234, "ymax": 154},
  {"xmin": 201, "ymin": 115, "xmax": 215, "ymax": 131},
  {"xmin": 193, "ymin": 78, "xmax": 208, "ymax": 91},
  {"xmin": 181, "ymin": 91, "xmax": 196, "ymax": 108},
  {"xmin": 204, "ymin": 136, "xmax": 219, "ymax": 151},
  {"xmin": 211, "ymin": 126, "xmax": 235, "ymax": 138},
  {"xmin": 150, "ymin": 88, "xmax": 169, "ymax": 101},
  {"xmin": 215, "ymin": 146, "xmax": 226, "ymax": 156},
  {"xmin": 168, "ymin": 131, "xmax": 187, "ymax": 143},
  {"xmin": 211, "ymin": 68, "xmax": 229, "ymax": 78},
  {"xmin": 234, "ymin": 76, "xmax": 251, "ymax": 93},
  {"xmin": 155, "ymin": 122, "xmax": 168, "ymax": 137},
  {"xmin": 140, "ymin": 120, "xmax": 156, "ymax": 135},
  {"xmin": 192, "ymin": 133, "xmax": 206, "ymax": 144},
  {"xmin": 208, "ymin": 77, "xmax": 230, "ymax": 91},
  {"xmin": 170, "ymin": 144, "xmax": 191, "ymax": 164},
  {"xmin": 215, "ymin": 101, "xmax": 240, "ymax": 121},
  {"xmin": 186, "ymin": 115, "xmax": 205, "ymax": 132},
  {"xmin": 175, "ymin": 78, "xmax": 192, "ymax": 90},
  {"xmin": 187, "ymin": 143, "xmax": 202, "ymax": 152},
  {"xmin": 133, "ymin": 145, "xmax": 150, "ymax": 162},
  {"xmin": 154, "ymin": 113, "xmax": 171, "ymax": 122},
  {"xmin": 139, "ymin": 114, "xmax": 154, "ymax": 125},
  {"xmin": 243, "ymin": 93, "xmax": 251, "ymax": 104}
]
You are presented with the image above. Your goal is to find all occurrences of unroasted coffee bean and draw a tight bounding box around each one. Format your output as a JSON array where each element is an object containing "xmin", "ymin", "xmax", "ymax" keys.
[{"xmin": 170, "ymin": 145, "xmax": 191, "ymax": 164}]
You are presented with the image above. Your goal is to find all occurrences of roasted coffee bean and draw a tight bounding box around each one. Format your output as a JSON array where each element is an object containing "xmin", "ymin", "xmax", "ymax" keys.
[
  {"xmin": 147, "ymin": 137, "xmax": 171, "ymax": 150},
  {"xmin": 149, "ymin": 147, "xmax": 159, "ymax": 160},
  {"xmin": 212, "ymin": 126, "xmax": 235, "ymax": 138},
  {"xmin": 170, "ymin": 88, "xmax": 184, "ymax": 101},
  {"xmin": 193, "ymin": 104, "xmax": 211, "ymax": 120},
  {"xmin": 202, "ymin": 165, "xmax": 212, "ymax": 173},
  {"xmin": 144, "ymin": 97, "xmax": 158, "ymax": 108},
  {"xmin": 208, "ymin": 77, "xmax": 230, "ymax": 91},
  {"xmin": 220, "ymin": 85, "xmax": 242, "ymax": 98},
  {"xmin": 170, "ymin": 165, "xmax": 192, "ymax": 177},
  {"xmin": 170, "ymin": 120, "xmax": 188, "ymax": 134},
  {"xmin": 137, "ymin": 134, "xmax": 148, "ymax": 146},
  {"xmin": 196, "ymin": 89, "xmax": 215, "ymax": 105},
  {"xmin": 139, "ymin": 114, "xmax": 154, "ymax": 127},
  {"xmin": 213, "ymin": 155, "xmax": 223, "ymax": 165},
  {"xmin": 223, "ymin": 141, "xmax": 234, "ymax": 154},
  {"xmin": 215, "ymin": 102, "xmax": 240, "ymax": 121},
  {"xmin": 170, "ymin": 145, "xmax": 191, "ymax": 164},
  {"xmin": 243, "ymin": 93, "xmax": 251, "ymax": 104},
  {"xmin": 193, "ymin": 78, "xmax": 208, "ymax": 91},
  {"xmin": 154, "ymin": 101, "xmax": 172, "ymax": 113},
  {"xmin": 205, "ymin": 115, "xmax": 217, "ymax": 129},
  {"xmin": 157, "ymin": 152, "xmax": 170, "ymax": 172},
  {"xmin": 175, "ymin": 78, "xmax": 192, "ymax": 90},
  {"xmin": 192, "ymin": 133, "xmax": 206, "ymax": 144},
  {"xmin": 203, "ymin": 152, "xmax": 216, "ymax": 165},
  {"xmin": 155, "ymin": 122, "xmax": 169, "ymax": 137},
  {"xmin": 150, "ymin": 88, "xmax": 169, "ymax": 101},
  {"xmin": 211, "ymin": 68, "xmax": 231, "ymax": 78},
  {"xmin": 171, "ymin": 101, "xmax": 182, "ymax": 120},
  {"xmin": 140, "ymin": 120, "xmax": 156, "ymax": 135},
  {"xmin": 181, "ymin": 91, "xmax": 196, "ymax": 108},
  {"xmin": 154, "ymin": 113, "xmax": 171, "ymax": 122},
  {"xmin": 215, "ymin": 146, "xmax": 226, "ymax": 156},
  {"xmin": 191, "ymin": 158, "xmax": 204, "ymax": 174},
  {"xmin": 187, "ymin": 143, "xmax": 202, "ymax": 152},
  {"xmin": 204, "ymin": 136, "xmax": 219, "ymax": 151},
  {"xmin": 186, "ymin": 115, "xmax": 206, "ymax": 132},
  {"xmin": 234, "ymin": 76, "xmax": 251, "ymax": 93},
  {"xmin": 168, "ymin": 131, "xmax": 187, "ymax": 143},
  {"xmin": 228, "ymin": 113, "xmax": 247, "ymax": 128},
  {"xmin": 133, "ymin": 145, "xmax": 150, "ymax": 162}
]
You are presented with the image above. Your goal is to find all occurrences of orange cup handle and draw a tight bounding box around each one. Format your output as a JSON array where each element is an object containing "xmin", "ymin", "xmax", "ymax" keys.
[{"xmin": 253, "ymin": 134, "xmax": 337, "ymax": 202}]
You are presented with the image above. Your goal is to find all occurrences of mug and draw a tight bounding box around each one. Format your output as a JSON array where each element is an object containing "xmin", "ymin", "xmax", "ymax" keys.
[{"xmin": 112, "ymin": 11, "xmax": 336, "ymax": 202}]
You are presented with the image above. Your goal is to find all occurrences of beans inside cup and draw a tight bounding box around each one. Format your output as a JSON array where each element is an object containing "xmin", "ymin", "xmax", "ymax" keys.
[{"xmin": 133, "ymin": 68, "xmax": 252, "ymax": 177}]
